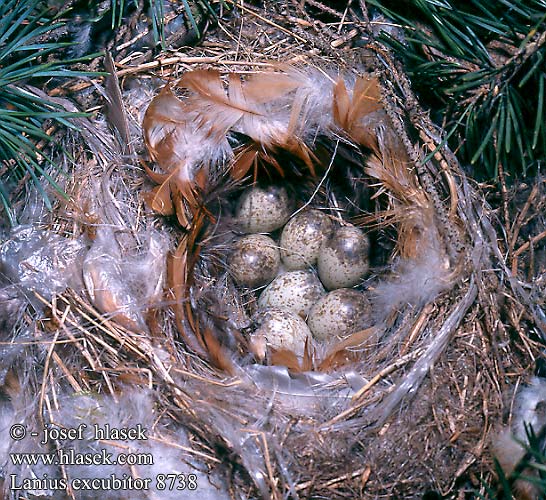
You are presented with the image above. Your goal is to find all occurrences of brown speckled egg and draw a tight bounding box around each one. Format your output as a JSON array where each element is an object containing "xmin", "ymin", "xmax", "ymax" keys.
[
  {"xmin": 252, "ymin": 307, "xmax": 311, "ymax": 354},
  {"xmin": 317, "ymin": 225, "xmax": 369, "ymax": 290},
  {"xmin": 307, "ymin": 289, "xmax": 371, "ymax": 341},
  {"xmin": 236, "ymin": 186, "xmax": 293, "ymax": 233},
  {"xmin": 258, "ymin": 270, "xmax": 325, "ymax": 318},
  {"xmin": 280, "ymin": 209, "xmax": 333, "ymax": 270},
  {"xmin": 229, "ymin": 234, "xmax": 280, "ymax": 287}
]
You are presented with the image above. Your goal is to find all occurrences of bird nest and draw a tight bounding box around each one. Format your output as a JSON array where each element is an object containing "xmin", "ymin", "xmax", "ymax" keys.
[{"xmin": 1, "ymin": 3, "xmax": 544, "ymax": 499}]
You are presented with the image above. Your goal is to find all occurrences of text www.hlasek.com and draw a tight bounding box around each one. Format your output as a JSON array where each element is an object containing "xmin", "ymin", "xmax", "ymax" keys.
[{"xmin": 10, "ymin": 448, "xmax": 153, "ymax": 466}]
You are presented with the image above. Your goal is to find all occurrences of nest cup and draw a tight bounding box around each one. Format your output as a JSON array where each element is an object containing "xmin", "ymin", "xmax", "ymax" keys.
[
  {"xmin": 135, "ymin": 58, "xmax": 523, "ymax": 497},
  {"xmin": 1, "ymin": 4, "xmax": 543, "ymax": 499}
]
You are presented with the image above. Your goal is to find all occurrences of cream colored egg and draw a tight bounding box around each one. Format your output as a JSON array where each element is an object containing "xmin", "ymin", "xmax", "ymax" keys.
[
  {"xmin": 252, "ymin": 307, "xmax": 311, "ymax": 354},
  {"xmin": 229, "ymin": 234, "xmax": 280, "ymax": 287},
  {"xmin": 236, "ymin": 186, "xmax": 292, "ymax": 233},
  {"xmin": 307, "ymin": 288, "xmax": 371, "ymax": 341},
  {"xmin": 317, "ymin": 225, "xmax": 369, "ymax": 290},
  {"xmin": 258, "ymin": 270, "xmax": 325, "ymax": 318},
  {"xmin": 280, "ymin": 209, "xmax": 333, "ymax": 270}
]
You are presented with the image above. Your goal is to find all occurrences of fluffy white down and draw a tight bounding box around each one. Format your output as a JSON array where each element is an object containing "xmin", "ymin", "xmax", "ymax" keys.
[
  {"xmin": 512, "ymin": 376, "xmax": 546, "ymax": 440},
  {"xmin": 372, "ymin": 240, "xmax": 451, "ymax": 318},
  {"xmin": 492, "ymin": 376, "xmax": 546, "ymax": 495}
]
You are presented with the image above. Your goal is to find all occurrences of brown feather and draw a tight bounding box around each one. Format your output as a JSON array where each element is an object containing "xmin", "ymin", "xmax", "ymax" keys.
[
  {"xmin": 270, "ymin": 348, "xmax": 302, "ymax": 372},
  {"xmin": 142, "ymin": 160, "xmax": 169, "ymax": 184},
  {"xmin": 104, "ymin": 52, "xmax": 130, "ymax": 153},
  {"xmin": 173, "ymin": 193, "xmax": 191, "ymax": 229},
  {"xmin": 231, "ymin": 146, "xmax": 258, "ymax": 180},
  {"xmin": 318, "ymin": 327, "xmax": 378, "ymax": 371},
  {"xmin": 281, "ymin": 136, "xmax": 317, "ymax": 176},
  {"xmin": 318, "ymin": 349, "xmax": 359, "ymax": 372},
  {"xmin": 180, "ymin": 70, "xmax": 249, "ymax": 112},
  {"xmin": 167, "ymin": 238, "xmax": 207, "ymax": 356},
  {"xmin": 178, "ymin": 70, "xmax": 257, "ymax": 135},
  {"xmin": 333, "ymin": 75, "xmax": 382, "ymax": 149},
  {"xmin": 84, "ymin": 267, "xmax": 144, "ymax": 333},
  {"xmin": 364, "ymin": 127, "xmax": 436, "ymax": 259},
  {"xmin": 143, "ymin": 68, "xmax": 325, "ymax": 217},
  {"xmin": 179, "ymin": 70, "xmax": 319, "ymax": 175},
  {"xmin": 194, "ymin": 166, "xmax": 209, "ymax": 191},
  {"xmin": 333, "ymin": 80, "xmax": 351, "ymax": 130},
  {"xmin": 202, "ymin": 327, "xmax": 235, "ymax": 375},
  {"xmin": 173, "ymin": 177, "xmax": 199, "ymax": 211},
  {"xmin": 242, "ymin": 72, "xmax": 300, "ymax": 104},
  {"xmin": 143, "ymin": 86, "xmax": 187, "ymax": 168},
  {"xmin": 301, "ymin": 337, "xmax": 315, "ymax": 372},
  {"xmin": 142, "ymin": 182, "xmax": 175, "ymax": 216},
  {"xmin": 350, "ymin": 76, "xmax": 382, "ymax": 124}
]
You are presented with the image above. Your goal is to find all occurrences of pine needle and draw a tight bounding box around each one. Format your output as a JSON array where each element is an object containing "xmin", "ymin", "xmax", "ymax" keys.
[
  {"xmin": 368, "ymin": 0, "xmax": 546, "ymax": 180},
  {"xmin": 0, "ymin": 0, "xmax": 96, "ymax": 222}
]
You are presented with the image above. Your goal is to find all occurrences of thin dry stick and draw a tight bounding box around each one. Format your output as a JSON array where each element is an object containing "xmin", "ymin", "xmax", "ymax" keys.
[
  {"xmin": 128, "ymin": 54, "xmax": 220, "ymax": 73},
  {"xmin": 69, "ymin": 293, "xmax": 148, "ymax": 358},
  {"xmin": 51, "ymin": 352, "xmax": 82, "ymax": 392},
  {"xmin": 337, "ymin": 0, "xmax": 352, "ymax": 34},
  {"xmin": 319, "ymin": 349, "xmax": 423, "ymax": 429},
  {"xmin": 509, "ymin": 181, "xmax": 539, "ymax": 251},
  {"xmin": 352, "ymin": 348, "xmax": 425, "ymax": 404},
  {"xmin": 497, "ymin": 161, "xmax": 511, "ymax": 241},
  {"xmin": 513, "ymin": 229, "xmax": 546, "ymax": 257},
  {"xmin": 419, "ymin": 130, "xmax": 459, "ymax": 218},
  {"xmin": 44, "ymin": 395, "xmax": 77, "ymax": 500},
  {"xmin": 94, "ymin": 366, "xmax": 154, "ymax": 389},
  {"xmin": 399, "ymin": 303, "xmax": 434, "ymax": 356},
  {"xmin": 172, "ymin": 367, "xmax": 241, "ymax": 387},
  {"xmin": 38, "ymin": 319, "xmax": 64, "ymax": 425},
  {"xmin": 511, "ymin": 229, "xmax": 546, "ymax": 275},
  {"xmin": 225, "ymin": 0, "xmax": 307, "ymax": 43},
  {"xmin": 35, "ymin": 292, "xmax": 123, "ymax": 359},
  {"xmin": 52, "ymin": 57, "xmax": 275, "ymax": 96},
  {"xmin": 257, "ymin": 431, "xmax": 279, "ymax": 500},
  {"xmin": 297, "ymin": 0, "xmax": 345, "ymax": 19},
  {"xmin": 331, "ymin": 29, "xmax": 358, "ymax": 48},
  {"xmin": 148, "ymin": 435, "xmax": 221, "ymax": 463},
  {"xmin": 295, "ymin": 466, "xmax": 370, "ymax": 492}
]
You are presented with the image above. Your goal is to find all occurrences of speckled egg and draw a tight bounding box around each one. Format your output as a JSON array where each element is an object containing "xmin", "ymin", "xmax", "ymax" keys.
[
  {"xmin": 236, "ymin": 186, "xmax": 293, "ymax": 233},
  {"xmin": 280, "ymin": 209, "xmax": 333, "ymax": 270},
  {"xmin": 317, "ymin": 225, "xmax": 369, "ymax": 290},
  {"xmin": 252, "ymin": 307, "xmax": 311, "ymax": 354},
  {"xmin": 258, "ymin": 270, "xmax": 325, "ymax": 318},
  {"xmin": 307, "ymin": 288, "xmax": 371, "ymax": 341},
  {"xmin": 228, "ymin": 234, "xmax": 280, "ymax": 287}
]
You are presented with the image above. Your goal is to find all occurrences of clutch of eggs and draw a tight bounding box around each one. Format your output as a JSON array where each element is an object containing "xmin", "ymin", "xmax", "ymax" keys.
[{"xmin": 228, "ymin": 186, "xmax": 372, "ymax": 358}]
